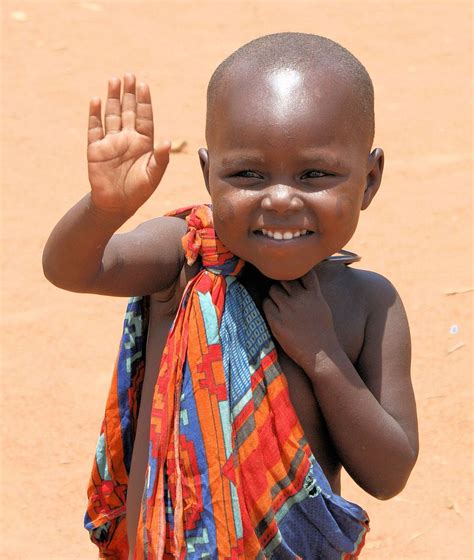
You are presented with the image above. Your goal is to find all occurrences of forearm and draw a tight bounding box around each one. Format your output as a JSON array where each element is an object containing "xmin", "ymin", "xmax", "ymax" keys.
[
  {"xmin": 308, "ymin": 348, "xmax": 417, "ymax": 499},
  {"xmin": 42, "ymin": 193, "xmax": 129, "ymax": 292}
]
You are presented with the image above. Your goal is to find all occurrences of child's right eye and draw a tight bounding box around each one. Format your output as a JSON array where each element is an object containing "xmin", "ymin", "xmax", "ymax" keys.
[{"xmin": 234, "ymin": 170, "xmax": 262, "ymax": 179}]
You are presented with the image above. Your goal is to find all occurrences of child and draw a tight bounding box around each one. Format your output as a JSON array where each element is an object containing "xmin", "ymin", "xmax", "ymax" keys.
[{"xmin": 43, "ymin": 33, "xmax": 418, "ymax": 559}]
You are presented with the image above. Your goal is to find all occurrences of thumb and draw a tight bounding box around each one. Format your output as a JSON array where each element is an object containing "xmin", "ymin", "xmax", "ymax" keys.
[{"xmin": 147, "ymin": 140, "xmax": 171, "ymax": 186}]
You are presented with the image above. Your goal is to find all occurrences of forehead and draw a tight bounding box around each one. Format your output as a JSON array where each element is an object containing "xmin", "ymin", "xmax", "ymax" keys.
[{"xmin": 207, "ymin": 65, "xmax": 366, "ymax": 152}]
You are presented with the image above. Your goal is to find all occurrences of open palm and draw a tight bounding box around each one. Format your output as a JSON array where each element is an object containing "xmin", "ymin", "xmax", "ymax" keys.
[{"xmin": 87, "ymin": 74, "xmax": 170, "ymax": 216}]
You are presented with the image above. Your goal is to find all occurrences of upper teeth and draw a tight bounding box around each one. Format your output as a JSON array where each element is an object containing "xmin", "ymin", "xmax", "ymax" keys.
[{"xmin": 261, "ymin": 229, "xmax": 308, "ymax": 240}]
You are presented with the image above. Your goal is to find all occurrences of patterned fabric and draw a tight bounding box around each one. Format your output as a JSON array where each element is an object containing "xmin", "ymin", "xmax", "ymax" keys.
[{"xmin": 85, "ymin": 205, "xmax": 369, "ymax": 559}]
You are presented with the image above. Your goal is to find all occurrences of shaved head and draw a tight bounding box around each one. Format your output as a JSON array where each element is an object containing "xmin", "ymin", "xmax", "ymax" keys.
[{"xmin": 206, "ymin": 32, "xmax": 375, "ymax": 149}]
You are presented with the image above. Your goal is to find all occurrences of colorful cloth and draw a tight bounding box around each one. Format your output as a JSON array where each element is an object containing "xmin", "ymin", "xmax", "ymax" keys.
[{"xmin": 85, "ymin": 205, "xmax": 369, "ymax": 559}]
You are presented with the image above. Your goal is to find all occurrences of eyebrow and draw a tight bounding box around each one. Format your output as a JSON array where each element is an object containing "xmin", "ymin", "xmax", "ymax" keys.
[
  {"xmin": 298, "ymin": 152, "xmax": 345, "ymax": 169},
  {"xmin": 220, "ymin": 156, "xmax": 266, "ymax": 167}
]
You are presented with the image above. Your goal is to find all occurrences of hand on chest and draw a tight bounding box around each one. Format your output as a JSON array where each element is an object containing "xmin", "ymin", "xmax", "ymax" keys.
[{"xmin": 241, "ymin": 263, "xmax": 366, "ymax": 372}]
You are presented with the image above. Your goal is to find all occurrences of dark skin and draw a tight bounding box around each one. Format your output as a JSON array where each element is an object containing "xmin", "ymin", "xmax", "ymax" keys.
[{"xmin": 43, "ymin": 69, "xmax": 418, "ymax": 557}]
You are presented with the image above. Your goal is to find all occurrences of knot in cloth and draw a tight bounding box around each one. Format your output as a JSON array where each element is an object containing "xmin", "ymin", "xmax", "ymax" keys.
[{"xmin": 181, "ymin": 205, "xmax": 245, "ymax": 276}]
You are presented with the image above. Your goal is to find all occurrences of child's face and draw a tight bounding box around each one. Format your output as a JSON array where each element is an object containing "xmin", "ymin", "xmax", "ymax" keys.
[{"xmin": 200, "ymin": 66, "xmax": 383, "ymax": 280}]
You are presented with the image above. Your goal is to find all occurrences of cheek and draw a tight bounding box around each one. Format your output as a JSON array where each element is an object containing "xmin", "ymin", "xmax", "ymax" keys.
[
  {"xmin": 334, "ymin": 192, "xmax": 359, "ymax": 223},
  {"xmin": 210, "ymin": 186, "xmax": 244, "ymax": 249},
  {"xmin": 210, "ymin": 186, "xmax": 257, "ymax": 258},
  {"xmin": 212, "ymin": 191, "xmax": 236, "ymax": 224}
]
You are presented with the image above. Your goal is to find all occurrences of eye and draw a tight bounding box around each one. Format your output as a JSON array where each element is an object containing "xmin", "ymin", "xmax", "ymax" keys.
[
  {"xmin": 301, "ymin": 169, "xmax": 329, "ymax": 179},
  {"xmin": 234, "ymin": 170, "xmax": 262, "ymax": 179}
]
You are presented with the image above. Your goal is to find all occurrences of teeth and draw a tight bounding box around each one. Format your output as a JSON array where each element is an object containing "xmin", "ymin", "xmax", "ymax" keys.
[{"xmin": 258, "ymin": 229, "xmax": 310, "ymax": 240}]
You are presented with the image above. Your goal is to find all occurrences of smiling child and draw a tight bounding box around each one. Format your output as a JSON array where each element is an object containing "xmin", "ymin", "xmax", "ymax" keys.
[{"xmin": 43, "ymin": 32, "xmax": 418, "ymax": 559}]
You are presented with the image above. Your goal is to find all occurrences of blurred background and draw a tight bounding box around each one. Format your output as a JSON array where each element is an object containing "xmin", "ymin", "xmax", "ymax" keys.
[{"xmin": 1, "ymin": 1, "xmax": 472, "ymax": 558}]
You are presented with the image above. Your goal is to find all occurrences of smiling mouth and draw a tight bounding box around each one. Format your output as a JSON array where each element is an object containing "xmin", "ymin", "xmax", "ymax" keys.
[{"xmin": 254, "ymin": 228, "xmax": 314, "ymax": 241}]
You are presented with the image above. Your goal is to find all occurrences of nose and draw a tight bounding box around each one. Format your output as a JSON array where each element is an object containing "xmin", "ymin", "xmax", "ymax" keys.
[{"xmin": 261, "ymin": 183, "xmax": 303, "ymax": 213}]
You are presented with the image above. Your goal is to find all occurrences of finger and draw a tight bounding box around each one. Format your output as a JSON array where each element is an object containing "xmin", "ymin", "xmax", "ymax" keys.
[
  {"xmin": 136, "ymin": 81, "xmax": 154, "ymax": 139},
  {"xmin": 104, "ymin": 76, "xmax": 121, "ymax": 134},
  {"xmin": 121, "ymin": 73, "xmax": 136, "ymax": 130},
  {"xmin": 300, "ymin": 268, "xmax": 319, "ymax": 291},
  {"xmin": 268, "ymin": 284, "xmax": 287, "ymax": 308},
  {"xmin": 147, "ymin": 141, "xmax": 171, "ymax": 187},
  {"xmin": 280, "ymin": 280, "xmax": 297, "ymax": 296},
  {"xmin": 88, "ymin": 97, "xmax": 104, "ymax": 145},
  {"xmin": 262, "ymin": 297, "xmax": 279, "ymax": 318}
]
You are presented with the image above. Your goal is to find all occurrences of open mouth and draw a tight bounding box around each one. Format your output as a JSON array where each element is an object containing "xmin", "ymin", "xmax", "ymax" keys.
[{"xmin": 254, "ymin": 228, "xmax": 314, "ymax": 241}]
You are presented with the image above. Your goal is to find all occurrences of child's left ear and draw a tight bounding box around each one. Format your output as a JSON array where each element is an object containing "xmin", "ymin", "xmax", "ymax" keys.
[{"xmin": 361, "ymin": 148, "xmax": 384, "ymax": 210}]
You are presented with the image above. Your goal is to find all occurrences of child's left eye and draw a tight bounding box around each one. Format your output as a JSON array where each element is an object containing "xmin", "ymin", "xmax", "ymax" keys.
[{"xmin": 301, "ymin": 170, "xmax": 327, "ymax": 179}]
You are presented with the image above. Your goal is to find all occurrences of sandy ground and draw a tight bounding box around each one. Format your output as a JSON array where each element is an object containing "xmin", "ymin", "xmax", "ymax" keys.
[{"xmin": 1, "ymin": 1, "xmax": 472, "ymax": 558}]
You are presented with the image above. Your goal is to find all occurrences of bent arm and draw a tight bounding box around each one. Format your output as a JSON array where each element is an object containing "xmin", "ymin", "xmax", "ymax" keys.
[
  {"xmin": 309, "ymin": 274, "xmax": 418, "ymax": 499},
  {"xmin": 43, "ymin": 74, "xmax": 181, "ymax": 296},
  {"xmin": 42, "ymin": 193, "xmax": 187, "ymax": 296}
]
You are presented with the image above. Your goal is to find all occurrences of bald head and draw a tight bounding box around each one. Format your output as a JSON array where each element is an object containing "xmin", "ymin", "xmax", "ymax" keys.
[{"xmin": 206, "ymin": 32, "xmax": 375, "ymax": 149}]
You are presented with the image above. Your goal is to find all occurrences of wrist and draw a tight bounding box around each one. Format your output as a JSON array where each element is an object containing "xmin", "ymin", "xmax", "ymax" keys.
[
  {"xmin": 303, "ymin": 343, "xmax": 348, "ymax": 382},
  {"xmin": 87, "ymin": 194, "xmax": 133, "ymax": 230}
]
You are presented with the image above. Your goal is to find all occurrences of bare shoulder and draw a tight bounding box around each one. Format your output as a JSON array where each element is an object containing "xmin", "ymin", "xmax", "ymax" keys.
[
  {"xmin": 317, "ymin": 264, "xmax": 409, "ymax": 369},
  {"xmin": 343, "ymin": 266, "xmax": 405, "ymax": 314},
  {"xmin": 338, "ymin": 266, "xmax": 411, "ymax": 364},
  {"xmin": 93, "ymin": 215, "xmax": 189, "ymax": 296},
  {"xmin": 317, "ymin": 263, "xmax": 405, "ymax": 323}
]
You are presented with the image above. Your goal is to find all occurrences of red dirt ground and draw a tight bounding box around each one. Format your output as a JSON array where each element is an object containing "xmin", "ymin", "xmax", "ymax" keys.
[{"xmin": 1, "ymin": 1, "xmax": 472, "ymax": 558}]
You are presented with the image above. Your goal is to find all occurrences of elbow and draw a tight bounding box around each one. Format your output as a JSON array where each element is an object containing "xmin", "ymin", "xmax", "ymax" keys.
[
  {"xmin": 42, "ymin": 246, "xmax": 66, "ymax": 289},
  {"xmin": 370, "ymin": 484, "xmax": 406, "ymax": 501},
  {"xmin": 42, "ymin": 246, "xmax": 93, "ymax": 293},
  {"xmin": 42, "ymin": 247, "xmax": 58, "ymax": 286},
  {"xmin": 366, "ymin": 476, "xmax": 409, "ymax": 501},
  {"xmin": 365, "ymin": 447, "xmax": 419, "ymax": 501}
]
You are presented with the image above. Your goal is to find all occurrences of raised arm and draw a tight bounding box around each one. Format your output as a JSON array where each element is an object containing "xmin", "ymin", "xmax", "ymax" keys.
[
  {"xmin": 263, "ymin": 269, "xmax": 418, "ymax": 500},
  {"xmin": 42, "ymin": 74, "xmax": 184, "ymax": 296}
]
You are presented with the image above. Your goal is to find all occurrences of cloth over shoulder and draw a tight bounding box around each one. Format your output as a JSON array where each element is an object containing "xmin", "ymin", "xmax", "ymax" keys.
[{"xmin": 84, "ymin": 204, "xmax": 369, "ymax": 559}]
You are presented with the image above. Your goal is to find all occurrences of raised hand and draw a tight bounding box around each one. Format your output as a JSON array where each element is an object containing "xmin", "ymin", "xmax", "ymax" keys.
[{"xmin": 87, "ymin": 74, "xmax": 170, "ymax": 217}]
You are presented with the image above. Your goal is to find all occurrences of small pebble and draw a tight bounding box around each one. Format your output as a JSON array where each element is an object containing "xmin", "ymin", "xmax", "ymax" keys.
[
  {"xmin": 10, "ymin": 10, "xmax": 27, "ymax": 21},
  {"xmin": 170, "ymin": 139, "xmax": 187, "ymax": 153}
]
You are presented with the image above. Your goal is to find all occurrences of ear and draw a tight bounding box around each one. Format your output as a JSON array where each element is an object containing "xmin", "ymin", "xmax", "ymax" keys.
[
  {"xmin": 361, "ymin": 148, "xmax": 384, "ymax": 210},
  {"xmin": 198, "ymin": 148, "xmax": 210, "ymax": 194}
]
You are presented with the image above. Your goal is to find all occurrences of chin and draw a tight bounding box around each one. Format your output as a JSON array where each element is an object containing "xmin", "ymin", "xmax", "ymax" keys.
[{"xmin": 252, "ymin": 262, "xmax": 312, "ymax": 281}]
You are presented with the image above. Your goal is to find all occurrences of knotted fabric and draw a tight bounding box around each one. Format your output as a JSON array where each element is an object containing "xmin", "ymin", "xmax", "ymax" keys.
[{"xmin": 85, "ymin": 205, "xmax": 369, "ymax": 559}]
